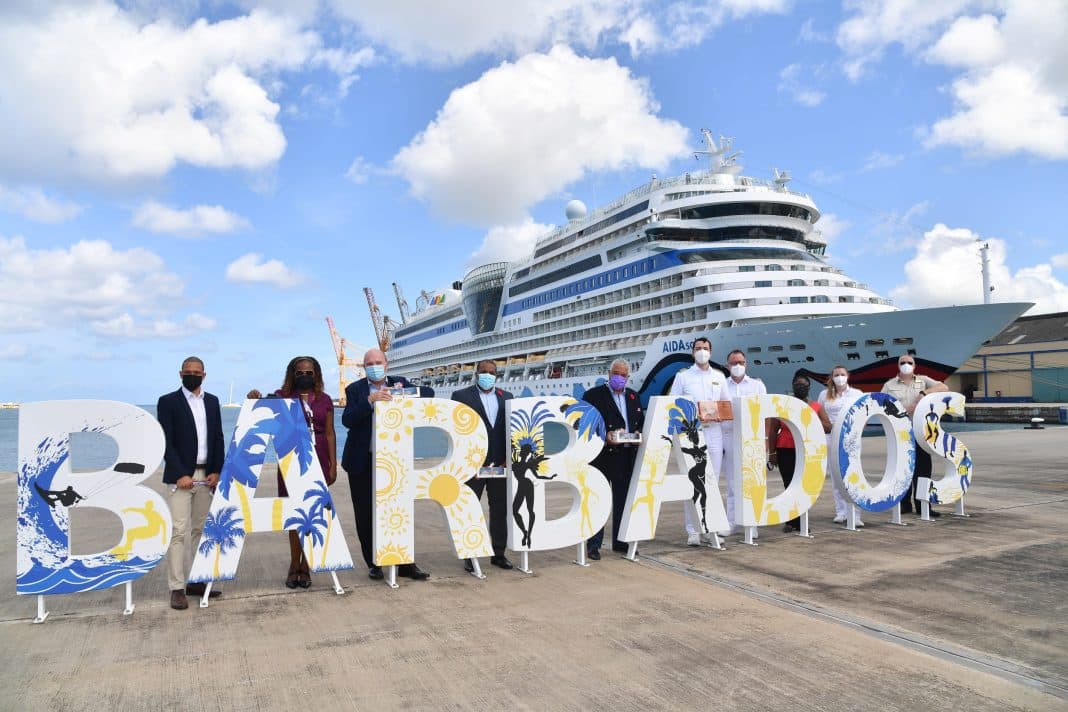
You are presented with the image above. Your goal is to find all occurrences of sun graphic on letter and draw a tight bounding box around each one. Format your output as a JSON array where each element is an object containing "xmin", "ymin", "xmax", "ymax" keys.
[
  {"xmin": 463, "ymin": 446, "xmax": 485, "ymax": 470},
  {"xmin": 375, "ymin": 543, "xmax": 412, "ymax": 567},
  {"xmin": 380, "ymin": 505, "xmax": 412, "ymax": 536}
]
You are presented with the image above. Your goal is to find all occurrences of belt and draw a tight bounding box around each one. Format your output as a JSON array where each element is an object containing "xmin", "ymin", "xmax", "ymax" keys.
[{"xmin": 193, "ymin": 465, "xmax": 207, "ymax": 470}]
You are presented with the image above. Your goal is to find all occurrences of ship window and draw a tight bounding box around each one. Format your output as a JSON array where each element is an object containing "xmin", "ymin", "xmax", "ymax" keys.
[
  {"xmin": 787, "ymin": 279, "xmax": 805, "ymax": 287},
  {"xmin": 756, "ymin": 280, "xmax": 771, "ymax": 287},
  {"xmin": 675, "ymin": 201, "xmax": 813, "ymax": 222},
  {"xmin": 847, "ymin": 352, "xmax": 860, "ymax": 360},
  {"xmin": 893, "ymin": 337, "xmax": 914, "ymax": 345},
  {"xmin": 766, "ymin": 264, "xmax": 783, "ymax": 271},
  {"xmin": 865, "ymin": 338, "xmax": 885, "ymax": 346},
  {"xmin": 789, "ymin": 297, "xmax": 808, "ymax": 304},
  {"xmin": 789, "ymin": 344, "xmax": 806, "ymax": 351},
  {"xmin": 753, "ymin": 359, "xmax": 762, "ymax": 365},
  {"xmin": 812, "ymin": 296, "xmax": 830, "ymax": 303},
  {"xmin": 777, "ymin": 357, "xmax": 790, "ymax": 364},
  {"xmin": 739, "ymin": 265, "xmax": 756, "ymax": 272},
  {"xmin": 875, "ymin": 350, "xmax": 889, "ymax": 359},
  {"xmin": 509, "ymin": 255, "xmax": 602, "ymax": 297},
  {"xmin": 747, "ymin": 347, "xmax": 761, "ymax": 353},
  {"xmin": 768, "ymin": 345, "xmax": 783, "ymax": 352},
  {"xmin": 839, "ymin": 340, "xmax": 857, "ymax": 349}
]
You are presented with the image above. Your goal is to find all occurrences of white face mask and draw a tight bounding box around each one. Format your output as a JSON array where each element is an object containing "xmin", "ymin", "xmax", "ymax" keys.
[
  {"xmin": 899, "ymin": 362, "xmax": 915, "ymax": 376},
  {"xmin": 693, "ymin": 349, "xmax": 711, "ymax": 365},
  {"xmin": 832, "ymin": 374, "xmax": 848, "ymax": 387},
  {"xmin": 729, "ymin": 364, "xmax": 746, "ymax": 379}
]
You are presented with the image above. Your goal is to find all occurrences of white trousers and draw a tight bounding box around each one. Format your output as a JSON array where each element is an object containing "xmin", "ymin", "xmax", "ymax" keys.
[
  {"xmin": 684, "ymin": 424, "xmax": 723, "ymax": 535},
  {"xmin": 827, "ymin": 434, "xmax": 859, "ymax": 520},
  {"xmin": 166, "ymin": 469, "xmax": 213, "ymax": 591}
]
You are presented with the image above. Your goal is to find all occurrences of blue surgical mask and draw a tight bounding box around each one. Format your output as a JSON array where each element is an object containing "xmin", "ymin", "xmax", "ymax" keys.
[
  {"xmin": 366, "ymin": 365, "xmax": 385, "ymax": 382},
  {"xmin": 477, "ymin": 373, "xmax": 497, "ymax": 391}
]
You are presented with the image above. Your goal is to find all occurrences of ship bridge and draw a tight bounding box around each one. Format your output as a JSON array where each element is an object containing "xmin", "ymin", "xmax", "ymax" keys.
[{"xmin": 461, "ymin": 262, "xmax": 509, "ymax": 335}]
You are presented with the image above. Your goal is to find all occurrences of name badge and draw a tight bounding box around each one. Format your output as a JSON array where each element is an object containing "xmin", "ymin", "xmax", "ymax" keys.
[{"xmin": 387, "ymin": 386, "xmax": 421, "ymax": 398}]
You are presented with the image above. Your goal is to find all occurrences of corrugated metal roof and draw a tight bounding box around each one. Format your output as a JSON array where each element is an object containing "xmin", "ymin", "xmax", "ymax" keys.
[{"xmin": 986, "ymin": 311, "xmax": 1068, "ymax": 346}]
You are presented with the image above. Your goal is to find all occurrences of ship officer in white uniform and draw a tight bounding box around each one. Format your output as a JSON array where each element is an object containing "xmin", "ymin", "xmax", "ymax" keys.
[
  {"xmin": 721, "ymin": 349, "xmax": 768, "ymax": 536},
  {"xmin": 670, "ymin": 337, "xmax": 727, "ymax": 544}
]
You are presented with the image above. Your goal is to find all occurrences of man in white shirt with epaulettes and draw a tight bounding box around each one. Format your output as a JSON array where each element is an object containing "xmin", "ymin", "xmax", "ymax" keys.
[
  {"xmin": 721, "ymin": 349, "xmax": 767, "ymax": 536},
  {"xmin": 670, "ymin": 336, "xmax": 727, "ymax": 544}
]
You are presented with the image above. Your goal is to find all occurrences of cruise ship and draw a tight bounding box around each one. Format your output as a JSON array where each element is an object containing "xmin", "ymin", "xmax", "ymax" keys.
[{"xmin": 386, "ymin": 130, "xmax": 1030, "ymax": 402}]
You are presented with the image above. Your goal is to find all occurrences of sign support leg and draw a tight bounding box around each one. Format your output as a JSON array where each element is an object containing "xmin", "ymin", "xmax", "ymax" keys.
[
  {"xmin": 953, "ymin": 495, "xmax": 970, "ymax": 518},
  {"xmin": 890, "ymin": 502, "xmax": 907, "ymax": 526},
  {"xmin": 573, "ymin": 543, "xmax": 590, "ymax": 567},
  {"xmin": 625, "ymin": 541, "xmax": 640, "ymax": 560},
  {"xmin": 469, "ymin": 558, "xmax": 487, "ymax": 579},
  {"xmin": 386, "ymin": 565, "xmax": 398, "ymax": 589},
  {"xmin": 330, "ymin": 571, "xmax": 345, "ymax": 595},
  {"xmin": 517, "ymin": 551, "xmax": 532, "ymax": 574},
  {"xmin": 743, "ymin": 525, "xmax": 758, "ymax": 546},
  {"xmin": 799, "ymin": 510, "xmax": 813, "ymax": 538},
  {"xmin": 198, "ymin": 581, "xmax": 213, "ymax": 608},
  {"xmin": 123, "ymin": 581, "xmax": 135, "ymax": 616},
  {"xmin": 33, "ymin": 595, "xmax": 48, "ymax": 624}
]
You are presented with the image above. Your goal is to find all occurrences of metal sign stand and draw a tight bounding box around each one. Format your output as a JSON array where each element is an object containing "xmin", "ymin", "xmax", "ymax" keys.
[
  {"xmin": 845, "ymin": 505, "xmax": 860, "ymax": 532},
  {"xmin": 33, "ymin": 595, "xmax": 49, "ymax": 624},
  {"xmin": 386, "ymin": 565, "xmax": 399, "ymax": 589},
  {"xmin": 468, "ymin": 558, "xmax": 486, "ymax": 580},
  {"xmin": 889, "ymin": 502, "xmax": 908, "ymax": 526},
  {"xmin": 199, "ymin": 581, "xmax": 214, "ymax": 608},
  {"xmin": 798, "ymin": 511, "xmax": 814, "ymax": 538},
  {"xmin": 954, "ymin": 495, "xmax": 970, "ymax": 517},
  {"xmin": 123, "ymin": 581, "xmax": 135, "ymax": 616},
  {"xmin": 742, "ymin": 525, "xmax": 758, "ymax": 546},
  {"xmin": 517, "ymin": 551, "xmax": 532, "ymax": 574},
  {"xmin": 330, "ymin": 572, "xmax": 346, "ymax": 594},
  {"xmin": 625, "ymin": 541, "xmax": 640, "ymax": 561},
  {"xmin": 573, "ymin": 543, "xmax": 590, "ymax": 567}
]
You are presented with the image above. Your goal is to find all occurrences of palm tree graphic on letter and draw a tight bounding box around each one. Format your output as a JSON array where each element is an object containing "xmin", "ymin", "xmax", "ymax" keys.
[
  {"xmin": 285, "ymin": 506, "xmax": 327, "ymax": 566},
  {"xmin": 198, "ymin": 506, "xmax": 245, "ymax": 579},
  {"xmin": 302, "ymin": 481, "xmax": 336, "ymax": 568}
]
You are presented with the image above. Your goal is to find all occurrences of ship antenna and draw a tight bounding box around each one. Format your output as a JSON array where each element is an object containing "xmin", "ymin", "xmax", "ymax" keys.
[
  {"xmin": 693, "ymin": 128, "xmax": 742, "ymax": 175},
  {"xmin": 977, "ymin": 239, "xmax": 993, "ymax": 304}
]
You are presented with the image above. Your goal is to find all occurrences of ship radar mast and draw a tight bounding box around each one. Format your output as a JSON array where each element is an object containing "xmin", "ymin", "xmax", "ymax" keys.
[
  {"xmin": 773, "ymin": 168, "xmax": 792, "ymax": 190},
  {"xmin": 977, "ymin": 239, "xmax": 993, "ymax": 304},
  {"xmin": 693, "ymin": 128, "xmax": 743, "ymax": 175}
]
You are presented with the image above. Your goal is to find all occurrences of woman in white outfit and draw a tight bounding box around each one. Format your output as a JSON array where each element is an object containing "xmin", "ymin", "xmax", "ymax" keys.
[{"xmin": 818, "ymin": 365, "xmax": 864, "ymax": 526}]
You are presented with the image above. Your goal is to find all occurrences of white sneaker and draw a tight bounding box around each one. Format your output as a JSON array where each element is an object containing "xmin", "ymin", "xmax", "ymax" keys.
[
  {"xmin": 832, "ymin": 516, "xmax": 846, "ymax": 524},
  {"xmin": 701, "ymin": 531, "xmax": 720, "ymax": 544},
  {"xmin": 717, "ymin": 529, "xmax": 732, "ymax": 538},
  {"xmin": 687, "ymin": 532, "xmax": 701, "ymax": 546},
  {"xmin": 855, "ymin": 520, "xmax": 865, "ymax": 528}
]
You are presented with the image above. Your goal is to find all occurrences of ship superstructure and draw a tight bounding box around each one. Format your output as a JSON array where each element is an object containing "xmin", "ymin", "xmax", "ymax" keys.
[{"xmin": 385, "ymin": 131, "xmax": 1028, "ymax": 401}]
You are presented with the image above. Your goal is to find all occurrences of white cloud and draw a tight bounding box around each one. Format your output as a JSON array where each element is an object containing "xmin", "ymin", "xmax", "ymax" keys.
[
  {"xmin": 778, "ymin": 63, "xmax": 825, "ymax": 107},
  {"xmin": 891, "ymin": 223, "xmax": 1068, "ymax": 314},
  {"xmin": 131, "ymin": 201, "xmax": 250, "ymax": 237},
  {"xmin": 0, "ymin": 235, "xmax": 207, "ymax": 335},
  {"xmin": 799, "ymin": 17, "xmax": 830, "ymax": 43},
  {"xmin": 861, "ymin": 151, "xmax": 904, "ymax": 171},
  {"xmin": 344, "ymin": 155, "xmax": 375, "ymax": 184},
  {"xmin": 0, "ymin": 4, "xmax": 373, "ymax": 184},
  {"xmin": 329, "ymin": 0, "xmax": 788, "ymax": 63},
  {"xmin": 391, "ymin": 45, "xmax": 688, "ymax": 225},
  {"xmin": 226, "ymin": 252, "xmax": 305, "ymax": 288},
  {"xmin": 1052, "ymin": 253, "xmax": 1068, "ymax": 269},
  {"xmin": 0, "ymin": 343, "xmax": 29, "ymax": 361},
  {"xmin": 90, "ymin": 312, "xmax": 217, "ymax": 339},
  {"xmin": 837, "ymin": 1, "xmax": 1068, "ymax": 160},
  {"xmin": 466, "ymin": 217, "xmax": 555, "ymax": 269},
  {"xmin": 814, "ymin": 212, "xmax": 850, "ymax": 245},
  {"xmin": 0, "ymin": 186, "xmax": 82, "ymax": 223}
]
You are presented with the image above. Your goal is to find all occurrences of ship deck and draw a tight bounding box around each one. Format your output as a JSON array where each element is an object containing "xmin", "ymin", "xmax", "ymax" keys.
[{"xmin": 0, "ymin": 426, "xmax": 1065, "ymax": 710}]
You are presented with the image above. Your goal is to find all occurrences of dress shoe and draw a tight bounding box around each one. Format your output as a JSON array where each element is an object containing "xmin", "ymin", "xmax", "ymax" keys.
[
  {"xmin": 170, "ymin": 590, "xmax": 188, "ymax": 610},
  {"xmin": 185, "ymin": 582, "xmax": 221, "ymax": 598},
  {"xmin": 586, "ymin": 548, "xmax": 601, "ymax": 561},
  {"xmin": 490, "ymin": 555, "xmax": 513, "ymax": 570},
  {"xmin": 368, "ymin": 565, "xmax": 384, "ymax": 580},
  {"xmin": 928, "ymin": 509, "xmax": 942, "ymax": 518},
  {"xmin": 611, "ymin": 544, "xmax": 629, "ymax": 553},
  {"xmin": 399, "ymin": 563, "xmax": 430, "ymax": 580},
  {"xmin": 463, "ymin": 559, "xmax": 474, "ymax": 573}
]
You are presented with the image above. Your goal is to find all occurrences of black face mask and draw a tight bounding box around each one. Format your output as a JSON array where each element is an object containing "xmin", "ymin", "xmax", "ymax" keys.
[
  {"xmin": 294, "ymin": 374, "xmax": 315, "ymax": 391},
  {"xmin": 792, "ymin": 384, "xmax": 810, "ymax": 400},
  {"xmin": 182, "ymin": 374, "xmax": 203, "ymax": 391}
]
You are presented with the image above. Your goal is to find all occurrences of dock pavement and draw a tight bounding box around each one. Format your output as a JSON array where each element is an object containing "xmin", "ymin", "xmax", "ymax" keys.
[{"xmin": 1, "ymin": 426, "xmax": 1065, "ymax": 710}]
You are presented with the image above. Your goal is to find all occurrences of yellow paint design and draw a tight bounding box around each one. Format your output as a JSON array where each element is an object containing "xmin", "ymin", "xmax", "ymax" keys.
[
  {"xmin": 110, "ymin": 500, "xmax": 168, "ymax": 559},
  {"xmin": 801, "ymin": 455, "xmax": 825, "ymax": 497},
  {"xmin": 428, "ymin": 473, "xmax": 460, "ymax": 506},
  {"xmin": 236, "ymin": 482, "xmax": 253, "ymax": 534},
  {"xmin": 576, "ymin": 468, "xmax": 599, "ymax": 538},
  {"xmin": 748, "ymin": 397, "xmax": 764, "ymax": 441},
  {"xmin": 375, "ymin": 543, "xmax": 411, "ymax": 566},
  {"xmin": 272, "ymin": 498, "xmax": 283, "ymax": 531},
  {"xmin": 452, "ymin": 403, "xmax": 480, "ymax": 435}
]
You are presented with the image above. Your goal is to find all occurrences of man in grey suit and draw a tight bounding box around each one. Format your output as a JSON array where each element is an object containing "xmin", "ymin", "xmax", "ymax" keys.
[{"xmin": 452, "ymin": 359, "xmax": 514, "ymax": 571}]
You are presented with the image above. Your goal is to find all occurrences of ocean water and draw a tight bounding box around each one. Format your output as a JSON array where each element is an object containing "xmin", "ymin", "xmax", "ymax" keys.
[{"xmin": 0, "ymin": 405, "xmax": 1046, "ymax": 474}]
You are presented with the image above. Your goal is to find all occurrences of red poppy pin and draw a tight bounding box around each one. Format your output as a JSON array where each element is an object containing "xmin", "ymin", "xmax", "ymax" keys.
[{"xmin": 628, "ymin": 393, "xmax": 635, "ymax": 400}]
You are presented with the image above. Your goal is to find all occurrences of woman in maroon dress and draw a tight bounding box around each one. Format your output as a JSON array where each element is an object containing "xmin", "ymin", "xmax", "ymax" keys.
[{"xmin": 249, "ymin": 356, "xmax": 336, "ymax": 588}]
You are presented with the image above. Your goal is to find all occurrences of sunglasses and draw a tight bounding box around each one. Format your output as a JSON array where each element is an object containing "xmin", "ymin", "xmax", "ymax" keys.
[{"xmin": 899, "ymin": 361, "xmax": 914, "ymax": 366}]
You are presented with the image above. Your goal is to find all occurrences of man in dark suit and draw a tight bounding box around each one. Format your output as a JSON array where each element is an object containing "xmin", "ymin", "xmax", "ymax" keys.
[
  {"xmin": 156, "ymin": 356, "xmax": 225, "ymax": 610},
  {"xmin": 452, "ymin": 359, "xmax": 514, "ymax": 572},
  {"xmin": 341, "ymin": 348, "xmax": 432, "ymax": 581},
  {"xmin": 582, "ymin": 358, "xmax": 644, "ymax": 559}
]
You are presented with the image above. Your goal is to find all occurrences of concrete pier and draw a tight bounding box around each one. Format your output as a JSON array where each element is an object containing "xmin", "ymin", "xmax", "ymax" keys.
[{"xmin": 1, "ymin": 426, "xmax": 1065, "ymax": 710}]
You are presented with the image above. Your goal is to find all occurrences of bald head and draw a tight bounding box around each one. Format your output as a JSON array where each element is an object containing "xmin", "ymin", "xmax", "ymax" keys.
[{"xmin": 364, "ymin": 348, "xmax": 386, "ymax": 367}]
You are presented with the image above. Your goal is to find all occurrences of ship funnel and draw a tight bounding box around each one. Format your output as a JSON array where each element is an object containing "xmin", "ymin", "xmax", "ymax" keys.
[{"xmin": 461, "ymin": 262, "xmax": 509, "ymax": 335}]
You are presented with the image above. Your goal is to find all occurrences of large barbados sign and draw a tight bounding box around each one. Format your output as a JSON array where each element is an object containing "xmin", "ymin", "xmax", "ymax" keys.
[{"xmin": 14, "ymin": 391, "xmax": 976, "ymax": 622}]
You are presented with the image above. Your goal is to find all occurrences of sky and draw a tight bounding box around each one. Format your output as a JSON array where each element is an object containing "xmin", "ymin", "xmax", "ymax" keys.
[{"xmin": 1, "ymin": 0, "xmax": 1066, "ymax": 404}]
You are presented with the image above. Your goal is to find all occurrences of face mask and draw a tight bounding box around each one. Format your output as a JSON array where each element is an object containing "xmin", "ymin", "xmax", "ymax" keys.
[
  {"xmin": 832, "ymin": 375, "xmax": 848, "ymax": 388},
  {"xmin": 181, "ymin": 374, "xmax": 203, "ymax": 391},
  {"xmin": 899, "ymin": 363, "xmax": 915, "ymax": 376},
  {"xmin": 366, "ymin": 365, "xmax": 386, "ymax": 382},
  {"xmin": 609, "ymin": 374, "xmax": 628, "ymax": 392},
  {"xmin": 730, "ymin": 364, "xmax": 746, "ymax": 379},
  {"xmin": 477, "ymin": 373, "xmax": 497, "ymax": 390},
  {"xmin": 792, "ymin": 383, "xmax": 810, "ymax": 400},
  {"xmin": 693, "ymin": 349, "xmax": 710, "ymax": 365},
  {"xmin": 294, "ymin": 374, "xmax": 315, "ymax": 391}
]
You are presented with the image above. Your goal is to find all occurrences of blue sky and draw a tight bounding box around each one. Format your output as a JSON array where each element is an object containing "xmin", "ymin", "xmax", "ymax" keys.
[{"xmin": 1, "ymin": 0, "xmax": 1066, "ymax": 404}]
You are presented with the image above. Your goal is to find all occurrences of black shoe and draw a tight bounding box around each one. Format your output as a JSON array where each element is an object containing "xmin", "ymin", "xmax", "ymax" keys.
[
  {"xmin": 399, "ymin": 563, "xmax": 430, "ymax": 581},
  {"xmin": 490, "ymin": 555, "xmax": 513, "ymax": 570},
  {"xmin": 611, "ymin": 544, "xmax": 629, "ymax": 553},
  {"xmin": 586, "ymin": 549, "xmax": 601, "ymax": 561},
  {"xmin": 463, "ymin": 559, "xmax": 474, "ymax": 573},
  {"xmin": 368, "ymin": 565, "xmax": 383, "ymax": 580},
  {"xmin": 928, "ymin": 509, "xmax": 942, "ymax": 518},
  {"xmin": 185, "ymin": 582, "xmax": 222, "ymax": 598}
]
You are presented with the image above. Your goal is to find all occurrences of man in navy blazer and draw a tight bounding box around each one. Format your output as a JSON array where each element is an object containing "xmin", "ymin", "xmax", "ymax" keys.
[
  {"xmin": 582, "ymin": 358, "xmax": 645, "ymax": 559},
  {"xmin": 156, "ymin": 356, "xmax": 225, "ymax": 610},
  {"xmin": 341, "ymin": 348, "xmax": 432, "ymax": 581},
  {"xmin": 451, "ymin": 359, "xmax": 514, "ymax": 572}
]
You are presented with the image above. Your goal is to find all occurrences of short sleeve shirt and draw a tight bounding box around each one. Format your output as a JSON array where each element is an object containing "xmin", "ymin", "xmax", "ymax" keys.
[{"xmin": 881, "ymin": 375, "xmax": 940, "ymax": 410}]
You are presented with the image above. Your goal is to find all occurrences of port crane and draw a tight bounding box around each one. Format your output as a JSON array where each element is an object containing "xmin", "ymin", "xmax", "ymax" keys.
[
  {"xmin": 363, "ymin": 287, "xmax": 397, "ymax": 353},
  {"xmin": 392, "ymin": 282, "xmax": 411, "ymax": 324},
  {"xmin": 325, "ymin": 316, "xmax": 366, "ymax": 406}
]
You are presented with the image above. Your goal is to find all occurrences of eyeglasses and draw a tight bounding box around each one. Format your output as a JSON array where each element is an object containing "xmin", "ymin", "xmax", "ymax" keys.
[
  {"xmin": 899, "ymin": 361, "xmax": 914, "ymax": 365},
  {"xmin": 295, "ymin": 370, "xmax": 315, "ymax": 376}
]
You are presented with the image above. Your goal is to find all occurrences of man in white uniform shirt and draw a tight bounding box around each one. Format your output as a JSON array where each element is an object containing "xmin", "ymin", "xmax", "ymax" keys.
[
  {"xmin": 721, "ymin": 349, "xmax": 767, "ymax": 536},
  {"xmin": 670, "ymin": 337, "xmax": 727, "ymax": 544}
]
